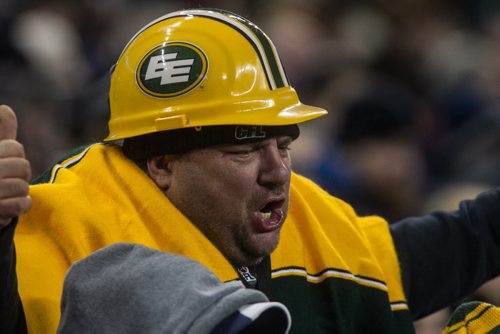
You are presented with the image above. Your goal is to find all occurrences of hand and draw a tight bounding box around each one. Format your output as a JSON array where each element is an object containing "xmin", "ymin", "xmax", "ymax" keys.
[{"xmin": 0, "ymin": 105, "xmax": 32, "ymax": 227}]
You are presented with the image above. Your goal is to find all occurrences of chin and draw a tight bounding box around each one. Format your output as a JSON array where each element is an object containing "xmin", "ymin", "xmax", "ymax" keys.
[
  {"xmin": 227, "ymin": 231, "xmax": 280, "ymax": 267},
  {"xmin": 241, "ymin": 243, "xmax": 279, "ymax": 267},
  {"xmin": 239, "ymin": 258, "xmax": 263, "ymax": 267},
  {"xmin": 231, "ymin": 249, "xmax": 270, "ymax": 267}
]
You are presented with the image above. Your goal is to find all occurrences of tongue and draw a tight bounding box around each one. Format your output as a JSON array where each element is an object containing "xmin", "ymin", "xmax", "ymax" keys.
[{"xmin": 255, "ymin": 208, "xmax": 284, "ymax": 232}]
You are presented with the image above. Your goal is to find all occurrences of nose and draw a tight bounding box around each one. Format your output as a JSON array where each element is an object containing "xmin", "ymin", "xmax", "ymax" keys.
[{"xmin": 257, "ymin": 140, "xmax": 291, "ymax": 189}]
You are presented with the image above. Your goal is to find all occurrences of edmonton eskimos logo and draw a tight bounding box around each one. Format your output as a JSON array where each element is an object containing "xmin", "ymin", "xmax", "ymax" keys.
[{"xmin": 137, "ymin": 42, "xmax": 208, "ymax": 98}]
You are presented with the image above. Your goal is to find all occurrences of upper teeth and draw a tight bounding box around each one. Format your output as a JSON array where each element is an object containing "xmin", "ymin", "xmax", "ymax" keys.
[{"xmin": 261, "ymin": 211, "xmax": 271, "ymax": 220}]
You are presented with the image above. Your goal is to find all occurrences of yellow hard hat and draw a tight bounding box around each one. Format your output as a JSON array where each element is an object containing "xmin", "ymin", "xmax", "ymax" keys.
[{"xmin": 105, "ymin": 8, "xmax": 327, "ymax": 141}]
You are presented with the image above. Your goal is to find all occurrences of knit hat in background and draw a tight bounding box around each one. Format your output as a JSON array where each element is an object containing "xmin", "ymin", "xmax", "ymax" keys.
[{"xmin": 442, "ymin": 301, "xmax": 500, "ymax": 333}]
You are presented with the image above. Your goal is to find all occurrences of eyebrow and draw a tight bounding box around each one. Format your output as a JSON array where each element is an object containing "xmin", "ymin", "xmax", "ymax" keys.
[{"xmin": 219, "ymin": 136, "xmax": 293, "ymax": 148}]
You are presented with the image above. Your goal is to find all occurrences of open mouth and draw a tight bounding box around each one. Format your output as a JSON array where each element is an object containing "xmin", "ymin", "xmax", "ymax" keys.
[{"xmin": 255, "ymin": 199, "xmax": 286, "ymax": 232}]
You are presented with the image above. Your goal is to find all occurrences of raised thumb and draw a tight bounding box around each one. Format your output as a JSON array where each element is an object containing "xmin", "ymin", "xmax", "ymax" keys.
[{"xmin": 0, "ymin": 105, "xmax": 18, "ymax": 140}]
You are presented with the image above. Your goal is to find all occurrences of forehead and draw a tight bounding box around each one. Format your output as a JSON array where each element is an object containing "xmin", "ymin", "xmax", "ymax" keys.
[
  {"xmin": 177, "ymin": 125, "xmax": 298, "ymax": 153},
  {"xmin": 218, "ymin": 135, "xmax": 295, "ymax": 148},
  {"xmin": 182, "ymin": 136, "xmax": 294, "ymax": 158},
  {"xmin": 123, "ymin": 124, "xmax": 299, "ymax": 161}
]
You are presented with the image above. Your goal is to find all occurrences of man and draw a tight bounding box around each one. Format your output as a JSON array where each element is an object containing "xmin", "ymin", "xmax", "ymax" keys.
[{"xmin": 0, "ymin": 8, "xmax": 499, "ymax": 333}]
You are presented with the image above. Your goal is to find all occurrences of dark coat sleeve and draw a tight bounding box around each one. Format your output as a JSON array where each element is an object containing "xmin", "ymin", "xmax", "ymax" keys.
[
  {"xmin": 0, "ymin": 219, "xmax": 27, "ymax": 334},
  {"xmin": 390, "ymin": 188, "xmax": 500, "ymax": 320}
]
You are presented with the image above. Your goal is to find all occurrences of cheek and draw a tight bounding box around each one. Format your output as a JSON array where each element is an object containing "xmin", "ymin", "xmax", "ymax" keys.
[
  {"xmin": 204, "ymin": 168, "xmax": 255, "ymax": 207},
  {"xmin": 168, "ymin": 168, "xmax": 250, "ymax": 239},
  {"xmin": 172, "ymin": 163, "xmax": 251, "ymax": 207}
]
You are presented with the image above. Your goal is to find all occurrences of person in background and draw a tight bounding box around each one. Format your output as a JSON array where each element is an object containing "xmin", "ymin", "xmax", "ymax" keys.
[{"xmin": 0, "ymin": 8, "xmax": 499, "ymax": 333}]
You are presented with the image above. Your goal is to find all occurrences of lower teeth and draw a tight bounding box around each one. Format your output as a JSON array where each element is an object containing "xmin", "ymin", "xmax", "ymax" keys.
[{"xmin": 261, "ymin": 211, "xmax": 271, "ymax": 220}]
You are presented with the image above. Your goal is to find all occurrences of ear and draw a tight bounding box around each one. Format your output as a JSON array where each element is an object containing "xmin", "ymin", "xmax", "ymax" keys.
[{"xmin": 146, "ymin": 155, "xmax": 173, "ymax": 190}]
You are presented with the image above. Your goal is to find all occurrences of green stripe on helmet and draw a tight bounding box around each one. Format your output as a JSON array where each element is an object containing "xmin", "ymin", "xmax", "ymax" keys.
[{"xmin": 199, "ymin": 8, "xmax": 288, "ymax": 89}]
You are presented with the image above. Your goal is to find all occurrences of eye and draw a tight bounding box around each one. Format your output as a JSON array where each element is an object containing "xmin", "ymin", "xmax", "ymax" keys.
[
  {"xmin": 232, "ymin": 149, "xmax": 253, "ymax": 156},
  {"xmin": 221, "ymin": 144, "xmax": 257, "ymax": 158},
  {"xmin": 278, "ymin": 143, "xmax": 291, "ymax": 151},
  {"xmin": 277, "ymin": 138, "xmax": 293, "ymax": 156}
]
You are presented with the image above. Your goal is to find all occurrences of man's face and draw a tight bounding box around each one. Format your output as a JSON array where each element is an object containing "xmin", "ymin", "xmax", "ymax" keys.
[{"xmin": 163, "ymin": 136, "xmax": 293, "ymax": 267}]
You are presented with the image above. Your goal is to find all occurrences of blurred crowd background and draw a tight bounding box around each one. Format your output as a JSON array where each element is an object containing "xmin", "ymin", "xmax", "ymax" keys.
[{"xmin": 1, "ymin": 0, "xmax": 499, "ymax": 332}]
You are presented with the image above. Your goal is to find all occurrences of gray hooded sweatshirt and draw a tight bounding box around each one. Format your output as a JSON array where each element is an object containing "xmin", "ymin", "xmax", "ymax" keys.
[{"xmin": 57, "ymin": 243, "xmax": 290, "ymax": 333}]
